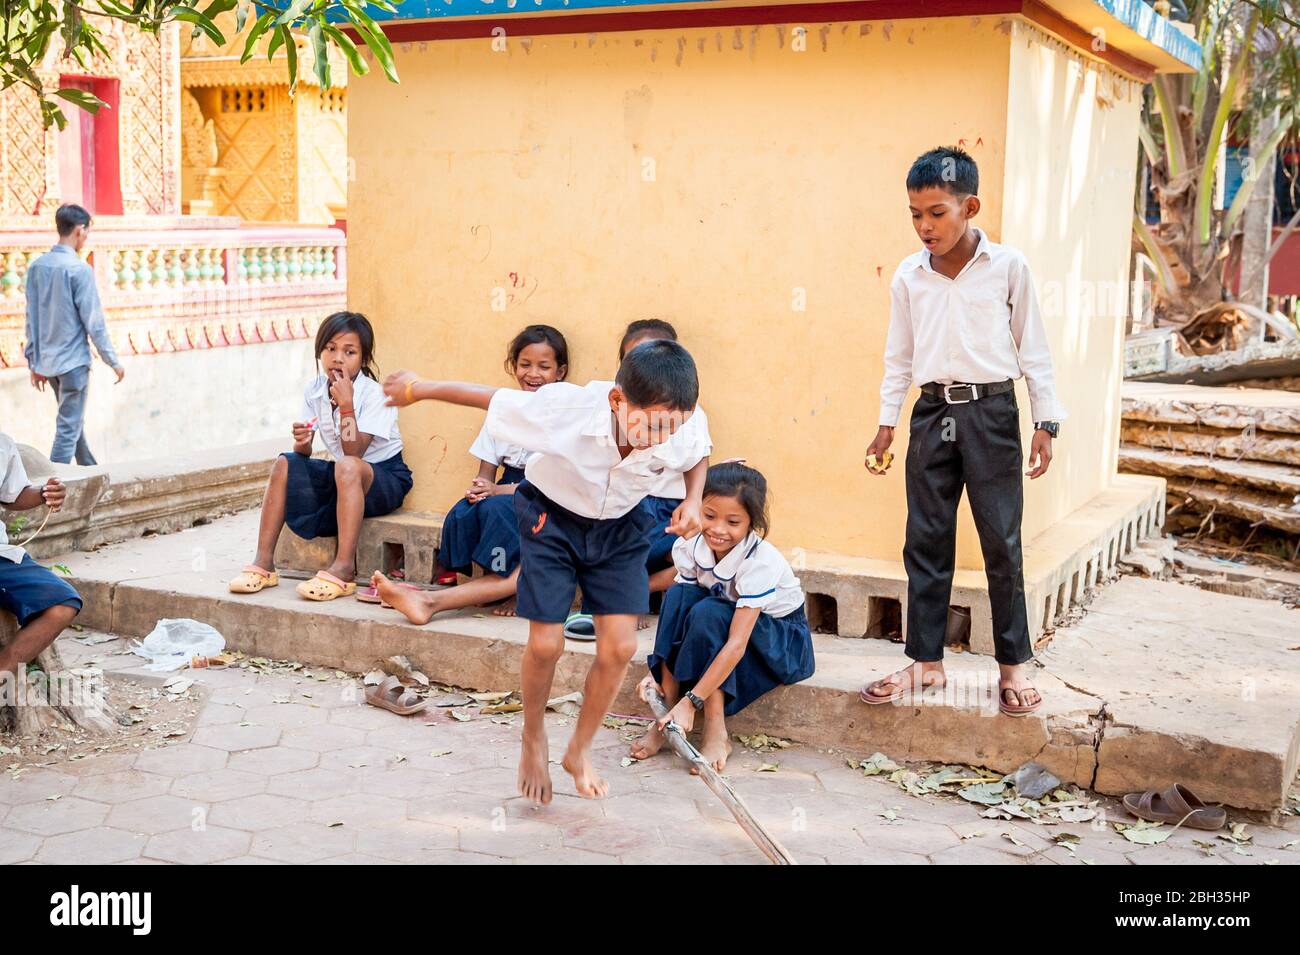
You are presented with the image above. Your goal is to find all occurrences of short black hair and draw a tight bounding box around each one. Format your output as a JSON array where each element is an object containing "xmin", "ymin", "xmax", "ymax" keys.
[
  {"xmin": 615, "ymin": 339, "xmax": 698, "ymax": 411},
  {"xmin": 906, "ymin": 146, "xmax": 978, "ymax": 197},
  {"xmin": 55, "ymin": 204, "xmax": 91, "ymax": 236},
  {"xmin": 314, "ymin": 310, "xmax": 379, "ymax": 379},
  {"xmin": 704, "ymin": 462, "xmax": 770, "ymax": 538},
  {"xmin": 506, "ymin": 324, "xmax": 569, "ymax": 377},
  {"xmin": 619, "ymin": 319, "xmax": 678, "ymax": 359}
]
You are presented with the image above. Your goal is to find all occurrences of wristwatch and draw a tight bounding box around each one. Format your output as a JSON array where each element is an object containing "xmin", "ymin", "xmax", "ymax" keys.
[
  {"xmin": 1034, "ymin": 421, "xmax": 1060, "ymax": 438},
  {"xmin": 685, "ymin": 691, "xmax": 705, "ymax": 711}
]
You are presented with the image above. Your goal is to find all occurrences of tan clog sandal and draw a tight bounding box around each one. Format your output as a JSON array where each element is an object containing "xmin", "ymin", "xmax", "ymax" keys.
[
  {"xmin": 365, "ymin": 675, "xmax": 428, "ymax": 716},
  {"xmin": 296, "ymin": 570, "xmax": 357, "ymax": 601},
  {"xmin": 229, "ymin": 565, "xmax": 279, "ymax": 594}
]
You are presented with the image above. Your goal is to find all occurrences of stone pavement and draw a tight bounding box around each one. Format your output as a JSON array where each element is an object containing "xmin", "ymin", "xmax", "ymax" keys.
[{"xmin": 2, "ymin": 634, "xmax": 1298, "ymax": 865}]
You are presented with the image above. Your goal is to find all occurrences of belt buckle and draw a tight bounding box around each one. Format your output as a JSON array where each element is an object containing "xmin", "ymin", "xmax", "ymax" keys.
[{"xmin": 943, "ymin": 383, "xmax": 976, "ymax": 404}]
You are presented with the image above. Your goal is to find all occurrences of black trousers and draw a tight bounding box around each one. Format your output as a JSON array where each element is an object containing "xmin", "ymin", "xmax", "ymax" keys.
[{"xmin": 903, "ymin": 388, "xmax": 1032, "ymax": 666}]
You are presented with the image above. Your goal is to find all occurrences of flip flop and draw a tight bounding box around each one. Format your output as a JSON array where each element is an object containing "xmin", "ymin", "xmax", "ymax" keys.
[
  {"xmin": 296, "ymin": 570, "xmax": 357, "ymax": 601},
  {"xmin": 356, "ymin": 581, "xmax": 419, "ymax": 605},
  {"xmin": 435, "ymin": 572, "xmax": 459, "ymax": 586},
  {"xmin": 1122, "ymin": 783, "xmax": 1226, "ymax": 831},
  {"xmin": 229, "ymin": 565, "xmax": 278, "ymax": 594},
  {"xmin": 365, "ymin": 675, "xmax": 428, "ymax": 716},
  {"xmin": 859, "ymin": 669, "xmax": 945, "ymax": 705},
  {"xmin": 563, "ymin": 612, "xmax": 596, "ymax": 641},
  {"xmin": 998, "ymin": 684, "xmax": 1042, "ymax": 717}
]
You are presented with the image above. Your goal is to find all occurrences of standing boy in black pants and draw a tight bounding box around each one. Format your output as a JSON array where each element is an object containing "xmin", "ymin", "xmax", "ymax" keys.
[{"xmin": 861, "ymin": 146, "xmax": 1066, "ymax": 716}]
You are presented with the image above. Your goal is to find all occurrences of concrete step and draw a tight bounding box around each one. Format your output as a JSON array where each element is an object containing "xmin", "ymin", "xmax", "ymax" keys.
[{"xmin": 55, "ymin": 511, "xmax": 1300, "ymax": 810}]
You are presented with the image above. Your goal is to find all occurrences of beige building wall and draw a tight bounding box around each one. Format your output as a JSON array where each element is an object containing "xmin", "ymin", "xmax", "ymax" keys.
[{"xmin": 349, "ymin": 15, "xmax": 1142, "ymax": 569}]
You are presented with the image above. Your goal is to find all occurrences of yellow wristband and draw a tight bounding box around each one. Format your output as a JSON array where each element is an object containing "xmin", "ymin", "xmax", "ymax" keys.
[{"xmin": 404, "ymin": 379, "xmax": 416, "ymax": 405}]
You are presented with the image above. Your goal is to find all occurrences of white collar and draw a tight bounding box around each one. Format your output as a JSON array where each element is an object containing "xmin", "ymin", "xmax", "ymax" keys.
[
  {"xmin": 692, "ymin": 531, "xmax": 760, "ymax": 582},
  {"xmin": 915, "ymin": 227, "xmax": 991, "ymax": 275}
]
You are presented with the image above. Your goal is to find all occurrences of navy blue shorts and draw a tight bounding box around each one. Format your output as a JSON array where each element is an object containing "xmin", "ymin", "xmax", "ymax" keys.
[
  {"xmin": 513, "ymin": 481, "xmax": 655, "ymax": 622},
  {"xmin": 0, "ymin": 554, "xmax": 82, "ymax": 627},
  {"xmin": 283, "ymin": 451, "xmax": 413, "ymax": 540}
]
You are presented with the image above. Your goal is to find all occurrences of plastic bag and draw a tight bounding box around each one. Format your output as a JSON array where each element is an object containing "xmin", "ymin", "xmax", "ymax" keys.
[{"xmin": 131, "ymin": 618, "xmax": 225, "ymax": 672}]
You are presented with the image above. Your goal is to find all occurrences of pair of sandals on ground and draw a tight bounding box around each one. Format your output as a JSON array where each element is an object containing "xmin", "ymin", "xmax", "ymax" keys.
[{"xmin": 229, "ymin": 565, "xmax": 400, "ymax": 603}]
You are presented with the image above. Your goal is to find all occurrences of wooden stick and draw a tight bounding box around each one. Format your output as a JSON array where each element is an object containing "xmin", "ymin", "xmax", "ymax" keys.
[{"xmin": 638, "ymin": 683, "xmax": 797, "ymax": 866}]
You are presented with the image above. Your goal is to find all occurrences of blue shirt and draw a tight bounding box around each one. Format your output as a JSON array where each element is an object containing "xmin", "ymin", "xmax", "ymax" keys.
[{"xmin": 23, "ymin": 244, "xmax": 121, "ymax": 377}]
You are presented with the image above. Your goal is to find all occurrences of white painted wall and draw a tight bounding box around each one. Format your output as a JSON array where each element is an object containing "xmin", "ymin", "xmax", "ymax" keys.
[{"xmin": 0, "ymin": 340, "xmax": 317, "ymax": 464}]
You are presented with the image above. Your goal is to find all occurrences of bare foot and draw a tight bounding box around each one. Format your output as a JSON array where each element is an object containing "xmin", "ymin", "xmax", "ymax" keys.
[
  {"xmin": 694, "ymin": 724, "xmax": 732, "ymax": 774},
  {"xmin": 561, "ymin": 745, "xmax": 610, "ymax": 799},
  {"xmin": 517, "ymin": 727, "xmax": 552, "ymax": 805},
  {"xmin": 491, "ymin": 595, "xmax": 518, "ymax": 617},
  {"xmin": 371, "ymin": 572, "xmax": 435, "ymax": 625},
  {"xmin": 636, "ymin": 615, "xmax": 651, "ymax": 631},
  {"xmin": 629, "ymin": 724, "xmax": 666, "ymax": 761}
]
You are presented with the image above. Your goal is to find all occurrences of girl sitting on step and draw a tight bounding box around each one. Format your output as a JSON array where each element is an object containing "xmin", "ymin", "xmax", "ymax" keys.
[
  {"xmin": 631, "ymin": 462, "xmax": 815, "ymax": 772},
  {"xmin": 371, "ymin": 324, "xmax": 568, "ymax": 623},
  {"xmin": 228, "ymin": 311, "xmax": 412, "ymax": 601}
]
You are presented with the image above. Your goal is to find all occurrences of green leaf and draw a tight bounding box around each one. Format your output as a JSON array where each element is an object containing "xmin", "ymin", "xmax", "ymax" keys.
[
  {"xmin": 276, "ymin": 0, "xmax": 313, "ymax": 26},
  {"xmin": 171, "ymin": 6, "xmax": 227, "ymax": 45},
  {"xmin": 240, "ymin": 11, "xmax": 275, "ymax": 64},
  {"xmin": 345, "ymin": 5, "xmax": 398, "ymax": 83},
  {"xmin": 308, "ymin": 20, "xmax": 330, "ymax": 88},
  {"xmin": 322, "ymin": 23, "xmax": 368, "ymax": 77},
  {"xmin": 235, "ymin": 0, "xmax": 249, "ymax": 33},
  {"xmin": 280, "ymin": 24, "xmax": 298, "ymax": 93},
  {"xmin": 266, "ymin": 23, "xmax": 285, "ymax": 61},
  {"xmin": 201, "ymin": 0, "xmax": 240, "ymax": 19},
  {"xmin": 53, "ymin": 86, "xmax": 107, "ymax": 113}
]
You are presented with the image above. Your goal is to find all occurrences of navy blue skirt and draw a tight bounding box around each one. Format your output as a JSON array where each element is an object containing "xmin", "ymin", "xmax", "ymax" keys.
[
  {"xmin": 648, "ymin": 582, "xmax": 815, "ymax": 716},
  {"xmin": 437, "ymin": 464, "xmax": 526, "ymax": 577},
  {"xmin": 283, "ymin": 451, "xmax": 413, "ymax": 540}
]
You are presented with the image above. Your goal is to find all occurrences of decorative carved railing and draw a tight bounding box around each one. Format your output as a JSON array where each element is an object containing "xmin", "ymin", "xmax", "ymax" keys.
[{"xmin": 0, "ymin": 218, "xmax": 346, "ymax": 367}]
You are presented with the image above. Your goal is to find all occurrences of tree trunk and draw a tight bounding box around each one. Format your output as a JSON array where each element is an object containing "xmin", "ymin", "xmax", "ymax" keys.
[
  {"xmin": 1238, "ymin": 106, "xmax": 1280, "ymax": 308},
  {"xmin": 0, "ymin": 619, "xmax": 123, "ymax": 737}
]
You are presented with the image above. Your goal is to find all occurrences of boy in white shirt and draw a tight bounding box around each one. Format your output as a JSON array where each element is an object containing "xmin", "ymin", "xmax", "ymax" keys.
[
  {"xmin": 862, "ymin": 146, "xmax": 1067, "ymax": 716},
  {"xmin": 0, "ymin": 434, "xmax": 80, "ymax": 681},
  {"xmin": 381, "ymin": 341, "xmax": 708, "ymax": 803}
]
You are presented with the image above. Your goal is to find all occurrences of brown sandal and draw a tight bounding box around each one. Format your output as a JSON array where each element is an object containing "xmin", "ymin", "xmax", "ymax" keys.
[
  {"xmin": 998, "ymin": 684, "xmax": 1042, "ymax": 717},
  {"xmin": 860, "ymin": 668, "xmax": 946, "ymax": 706},
  {"xmin": 1122, "ymin": 784, "xmax": 1226, "ymax": 831},
  {"xmin": 365, "ymin": 675, "xmax": 428, "ymax": 716}
]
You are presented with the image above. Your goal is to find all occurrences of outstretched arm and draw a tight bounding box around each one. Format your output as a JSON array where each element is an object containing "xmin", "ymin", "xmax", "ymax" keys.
[
  {"xmin": 657, "ymin": 607, "xmax": 760, "ymax": 733},
  {"xmin": 383, "ymin": 370, "xmax": 498, "ymax": 410}
]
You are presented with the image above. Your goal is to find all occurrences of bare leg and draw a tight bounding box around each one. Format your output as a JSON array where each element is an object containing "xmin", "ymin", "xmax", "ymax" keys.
[
  {"xmin": 518, "ymin": 621, "xmax": 564, "ymax": 804},
  {"xmin": 695, "ymin": 690, "xmax": 731, "ymax": 773},
  {"xmin": 371, "ymin": 569, "xmax": 519, "ymax": 625},
  {"xmin": 252, "ymin": 456, "xmax": 291, "ymax": 571},
  {"xmin": 0, "ymin": 604, "xmax": 78, "ymax": 677},
  {"xmin": 631, "ymin": 667, "xmax": 678, "ymax": 760},
  {"xmin": 324, "ymin": 457, "xmax": 373, "ymax": 582},
  {"xmin": 563, "ymin": 614, "xmax": 637, "ymax": 798}
]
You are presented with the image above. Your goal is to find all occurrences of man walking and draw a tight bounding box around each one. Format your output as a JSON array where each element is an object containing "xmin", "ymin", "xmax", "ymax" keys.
[{"xmin": 24, "ymin": 204, "xmax": 125, "ymax": 466}]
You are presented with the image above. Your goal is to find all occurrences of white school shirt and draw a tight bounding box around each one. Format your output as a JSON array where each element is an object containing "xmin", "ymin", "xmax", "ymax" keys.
[
  {"xmin": 468, "ymin": 421, "xmax": 531, "ymax": 471},
  {"xmin": 299, "ymin": 373, "xmax": 403, "ymax": 464},
  {"xmin": 672, "ymin": 531, "xmax": 805, "ymax": 619},
  {"xmin": 485, "ymin": 380, "xmax": 709, "ymax": 520},
  {"xmin": 649, "ymin": 404, "xmax": 712, "ymax": 499},
  {"xmin": 878, "ymin": 228, "xmax": 1068, "ymax": 428},
  {"xmin": 0, "ymin": 433, "xmax": 34, "ymax": 563}
]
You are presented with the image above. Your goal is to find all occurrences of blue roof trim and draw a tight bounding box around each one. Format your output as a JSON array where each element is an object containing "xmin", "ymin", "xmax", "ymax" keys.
[{"xmin": 1088, "ymin": 0, "xmax": 1201, "ymax": 70}]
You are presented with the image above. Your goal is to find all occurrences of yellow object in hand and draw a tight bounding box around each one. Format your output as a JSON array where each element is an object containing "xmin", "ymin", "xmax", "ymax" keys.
[{"xmin": 866, "ymin": 451, "xmax": 895, "ymax": 472}]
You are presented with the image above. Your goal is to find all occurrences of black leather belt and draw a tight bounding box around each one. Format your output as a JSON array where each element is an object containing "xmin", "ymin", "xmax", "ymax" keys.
[{"xmin": 919, "ymin": 380, "xmax": 1014, "ymax": 404}]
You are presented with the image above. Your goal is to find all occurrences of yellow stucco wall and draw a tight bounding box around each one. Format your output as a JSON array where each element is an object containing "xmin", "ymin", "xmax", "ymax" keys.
[
  {"xmin": 348, "ymin": 15, "xmax": 1137, "ymax": 568},
  {"xmin": 1000, "ymin": 20, "xmax": 1143, "ymax": 537}
]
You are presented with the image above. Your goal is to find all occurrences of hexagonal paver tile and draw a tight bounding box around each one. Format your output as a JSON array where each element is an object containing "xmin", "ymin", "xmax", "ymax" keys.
[
  {"xmin": 459, "ymin": 817, "xmax": 562, "ymax": 858},
  {"xmin": 134, "ymin": 743, "xmax": 228, "ymax": 776},
  {"xmin": 48, "ymin": 752, "xmax": 138, "ymax": 778},
  {"xmin": 448, "ymin": 767, "xmax": 519, "ymax": 798},
  {"xmin": 73, "ymin": 771, "xmax": 172, "ymax": 804},
  {"xmin": 37, "ymin": 827, "xmax": 148, "ymax": 864},
  {"xmin": 5, "ymin": 796, "xmax": 109, "ymax": 836},
  {"xmin": 267, "ymin": 767, "xmax": 363, "ymax": 801},
  {"xmin": 0, "ymin": 769, "xmax": 77, "ymax": 804},
  {"xmin": 358, "ymin": 769, "xmax": 448, "ymax": 801},
  {"xmin": 242, "ymin": 703, "xmax": 320, "ymax": 730},
  {"xmin": 328, "ymin": 703, "xmax": 409, "ymax": 731},
  {"xmin": 310, "ymin": 793, "xmax": 407, "ymax": 829},
  {"xmin": 319, "ymin": 745, "xmax": 419, "ymax": 773},
  {"xmin": 191, "ymin": 723, "xmax": 283, "ymax": 752},
  {"xmin": 408, "ymin": 790, "xmax": 513, "ymax": 829},
  {"xmin": 562, "ymin": 820, "xmax": 664, "ymax": 857},
  {"xmin": 250, "ymin": 821, "xmax": 356, "ymax": 863},
  {"xmin": 170, "ymin": 769, "xmax": 267, "ymax": 803},
  {"xmin": 0, "ymin": 828, "xmax": 41, "ymax": 864},
  {"xmin": 107, "ymin": 795, "xmax": 203, "ymax": 835},
  {"xmin": 354, "ymin": 820, "xmax": 458, "ymax": 862},
  {"xmin": 144, "ymin": 826, "xmax": 251, "ymax": 864},
  {"xmin": 195, "ymin": 702, "xmax": 246, "ymax": 727},
  {"xmin": 208, "ymin": 794, "xmax": 308, "ymax": 831},
  {"xmin": 516, "ymin": 847, "xmax": 620, "ymax": 864},
  {"xmin": 227, "ymin": 747, "xmax": 318, "ymax": 776},
  {"xmin": 279, "ymin": 725, "xmax": 366, "ymax": 752}
]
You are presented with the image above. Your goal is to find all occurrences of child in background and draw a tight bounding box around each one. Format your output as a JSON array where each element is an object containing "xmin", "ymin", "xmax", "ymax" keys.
[
  {"xmin": 563, "ymin": 319, "xmax": 711, "ymax": 639},
  {"xmin": 0, "ymin": 433, "xmax": 80, "ymax": 680},
  {"xmin": 633, "ymin": 462, "xmax": 814, "ymax": 772},
  {"xmin": 228, "ymin": 311, "xmax": 411, "ymax": 601},
  {"xmin": 377, "ymin": 341, "xmax": 709, "ymax": 804},
  {"xmin": 376, "ymin": 325, "xmax": 568, "ymax": 622}
]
